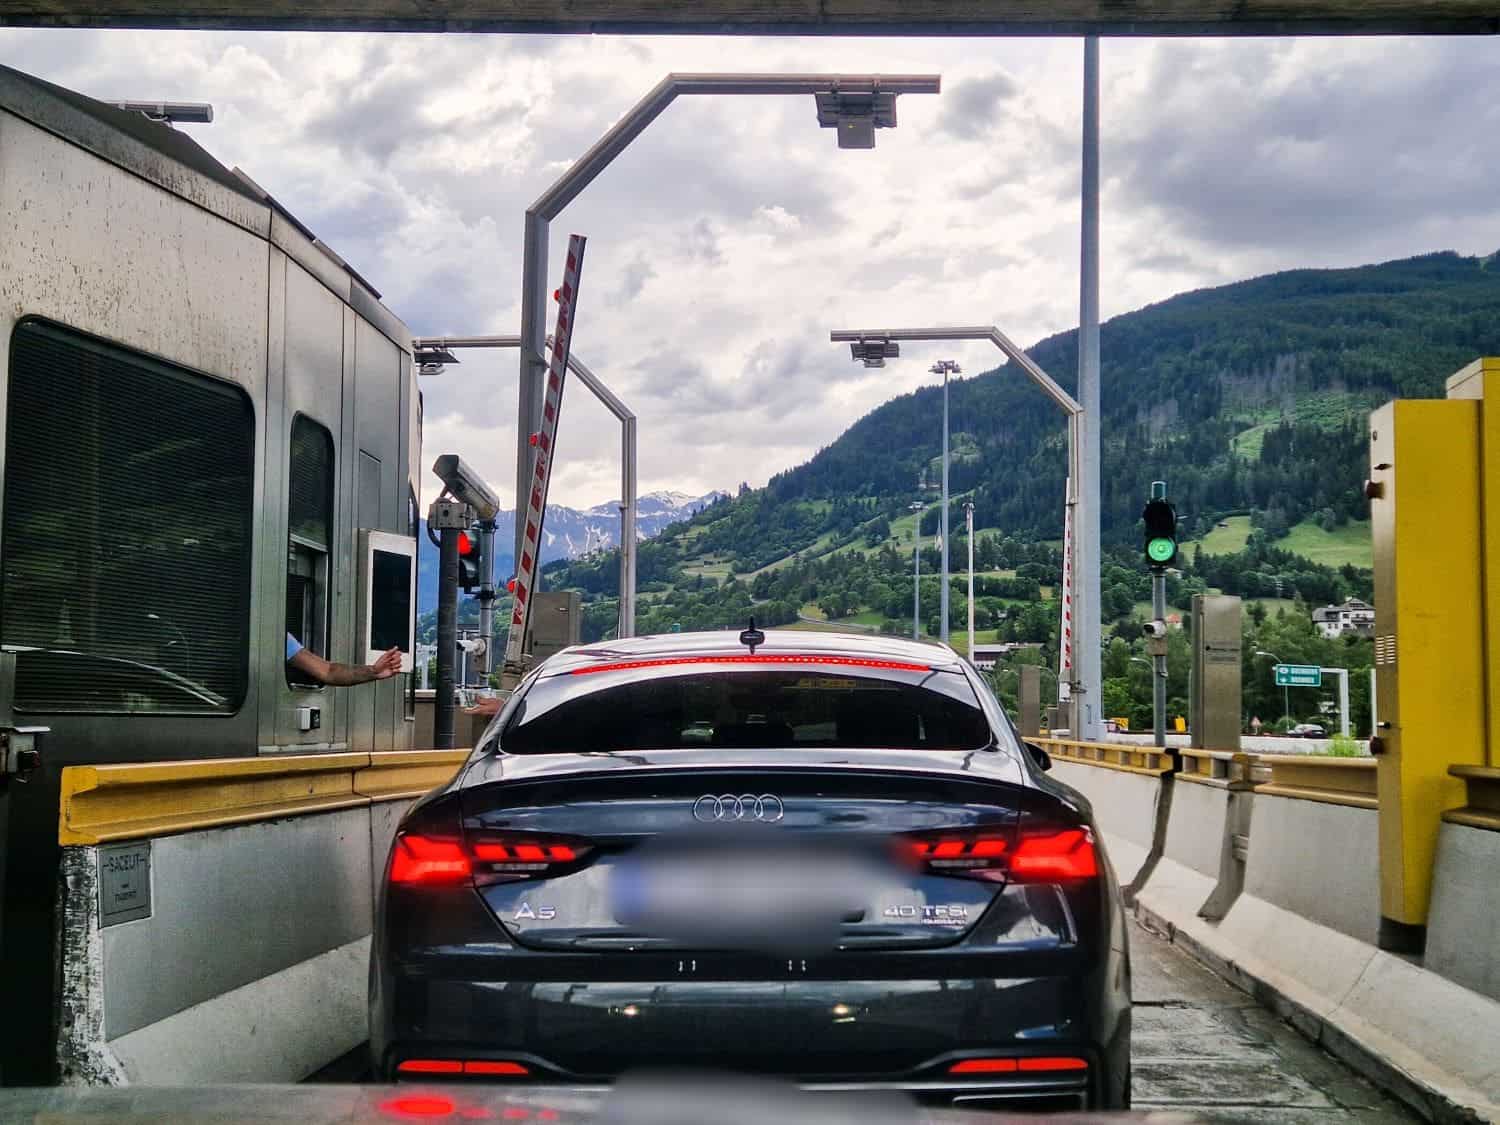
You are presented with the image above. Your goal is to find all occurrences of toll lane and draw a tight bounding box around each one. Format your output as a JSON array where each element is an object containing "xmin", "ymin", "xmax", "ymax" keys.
[{"xmin": 1129, "ymin": 917, "xmax": 1417, "ymax": 1122}]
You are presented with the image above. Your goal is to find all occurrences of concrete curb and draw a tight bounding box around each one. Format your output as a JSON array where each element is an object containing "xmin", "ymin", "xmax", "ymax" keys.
[{"xmin": 1130, "ymin": 893, "xmax": 1497, "ymax": 1125}]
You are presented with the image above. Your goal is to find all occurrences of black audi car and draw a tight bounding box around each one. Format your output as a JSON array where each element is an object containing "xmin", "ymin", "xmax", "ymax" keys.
[{"xmin": 370, "ymin": 630, "xmax": 1131, "ymax": 1111}]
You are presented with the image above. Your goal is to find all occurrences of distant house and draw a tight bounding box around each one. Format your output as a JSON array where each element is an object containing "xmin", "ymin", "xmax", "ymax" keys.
[
  {"xmin": 971, "ymin": 641, "xmax": 1043, "ymax": 671},
  {"xmin": 1312, "ymin": 598, "xmax": 1375, "ymax": 639}
]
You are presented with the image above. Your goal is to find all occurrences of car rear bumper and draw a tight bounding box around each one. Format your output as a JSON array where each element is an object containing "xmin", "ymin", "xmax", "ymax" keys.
[{"xmin": 373, "ymin": 970, "xmax": 1129, "ymax": 1109}]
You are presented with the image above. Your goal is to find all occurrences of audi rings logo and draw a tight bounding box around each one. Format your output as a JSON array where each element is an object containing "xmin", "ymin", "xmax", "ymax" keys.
[{"xmin": 692, "ymin": 794, "xmax": 785, "ymax": 823}]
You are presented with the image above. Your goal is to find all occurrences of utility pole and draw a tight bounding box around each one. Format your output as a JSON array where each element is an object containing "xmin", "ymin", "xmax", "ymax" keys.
[
  {"xmin": 1077, "ymin": 35, "xmax": 1103, "ymax": 741},
  {"xmin": 909, "ymin": 501, "xmax": 923, "ymax": 640},
  {"xmin": 913, "ymin": 536, "xmax": 921, "ymax": 641},
  {"xmin": 965, "ymin": 500, "xmax": 976, "ymax": 659},
  {"xmin": 931, "ymin": 360, "xmax": 960, "ymax": 643}
]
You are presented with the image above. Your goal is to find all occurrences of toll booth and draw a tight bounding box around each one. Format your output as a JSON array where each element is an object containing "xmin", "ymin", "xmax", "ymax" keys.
[{"xmin": 0, "ymin": 64, "xmax": 422, "ymax": 1083}]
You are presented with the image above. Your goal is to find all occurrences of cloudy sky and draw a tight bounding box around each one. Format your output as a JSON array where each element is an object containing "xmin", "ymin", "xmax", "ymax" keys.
[{"xmin": 2, "ymin": 29, "xmax": 1498, "ymax": 510}]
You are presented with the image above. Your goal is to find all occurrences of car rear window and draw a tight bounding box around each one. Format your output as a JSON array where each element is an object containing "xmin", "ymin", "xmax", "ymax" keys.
[{"xmin": 501, "ymin": 668, "xmax": 991, "ymax": 754}]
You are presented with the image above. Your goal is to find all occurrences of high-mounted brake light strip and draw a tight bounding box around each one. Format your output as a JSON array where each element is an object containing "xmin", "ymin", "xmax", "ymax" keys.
[{"xmin": 570, "ymin": 654, "xmax": 932, "ymax": 675}]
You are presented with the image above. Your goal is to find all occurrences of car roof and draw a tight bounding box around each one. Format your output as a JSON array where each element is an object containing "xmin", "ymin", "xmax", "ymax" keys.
[{"xmin": 537, "ymin": 628, "xmax": 969, "ymax": 677}]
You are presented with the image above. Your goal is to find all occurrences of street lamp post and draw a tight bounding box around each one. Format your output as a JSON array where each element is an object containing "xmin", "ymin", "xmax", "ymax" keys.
[
  {"xmin": 413, "ymin": 335, "xmax": 639, "ymax": 642},
  {"xmin": 930, "ymin": 360, "xmax": 960, "ymax": 643},
  {"xmin": 516, "ymin": 72, "xmax": 941, "ymax": 579},
  {"xmin": 964, "ymin": 500, "xmax": 975, "ymax": 660},
  {"xmin": 1255, "ymin": 649, "xmax": 1289, "ymax": 727}
]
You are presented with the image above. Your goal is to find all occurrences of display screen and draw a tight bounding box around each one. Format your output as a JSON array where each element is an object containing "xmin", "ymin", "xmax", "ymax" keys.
[{"xmin": 370, "ymin": 549, "xmax": 413, "ymax": 653}]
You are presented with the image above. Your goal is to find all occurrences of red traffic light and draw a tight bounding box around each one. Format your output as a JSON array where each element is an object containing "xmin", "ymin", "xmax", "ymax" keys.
[{"xmin": 457, "ymin": 531, "xmax": 475, "ymax": 557}]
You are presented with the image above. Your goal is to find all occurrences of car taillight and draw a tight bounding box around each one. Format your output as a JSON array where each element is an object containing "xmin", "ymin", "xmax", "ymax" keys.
[
  {"xmin": 1009, "ymin": 828, "xmax": 1098, "ymax": 882},
  {"xmin": 902, "ymin": 826, "xmax": 1097, "ymax": 883},
  {"xmin": 389, "ymin": 835, "xmax": 472, "ymax": 886},
  {"xmin": 948, "ymin": 1055, "xmax": 1088, "ymax": 1075},
  {"xmin": 390, "ymin": 831, "xmax": 593, "ymax": 887},
  {"xmin": 904, "ymin": 832, "xmax": 1012, "ymax": 881},
  {"xmin": 467, "ymin": 831, "xmax": 594, "ymax": 886}
]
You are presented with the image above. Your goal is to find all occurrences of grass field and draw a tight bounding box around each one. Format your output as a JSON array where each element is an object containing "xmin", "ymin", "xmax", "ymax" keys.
[
  {"xmin": 1280, "ymin": 519, "xmax": 1372, "ymax": 569},
  {"xmin": 1190, "ymin": 515, "xmax": 1253, "ymax": 556},
  {"xmin": 1231, "ymin": 424, "xmax": 1270, "ymax": 459},
  {"xmin": 784, "ymin": 619, "xmax": 857, "ymax": 633},
  {"xmin": 681, "ymin": 559, "xmax": 733, "ymax": 580}
]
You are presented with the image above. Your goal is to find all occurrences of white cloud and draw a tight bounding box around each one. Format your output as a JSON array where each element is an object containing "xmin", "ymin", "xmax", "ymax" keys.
[{"xmin": 3, "ymin": 30, "xmax": 1499, "ymax": 512}]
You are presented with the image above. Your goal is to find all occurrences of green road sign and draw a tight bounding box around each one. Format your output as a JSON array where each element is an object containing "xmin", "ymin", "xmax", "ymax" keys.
[{"xmin": 1274, "ymin": 664, "xmax": 1322, "ymax": 688}]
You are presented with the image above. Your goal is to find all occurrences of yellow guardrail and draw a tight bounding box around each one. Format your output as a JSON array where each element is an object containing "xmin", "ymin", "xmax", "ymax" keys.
[
  {"xmin": 1033, "ymin": 738, "xmax": 1172, "ymax": 777},
  {"xmin": 1445, "ymin": 764, "xmax": 1500, "ymax": 831},
  {"xmin": 1253, "ymin": 753, "xmax": 1378, "ymax": 810},
  {"xmin": 59, "ymin": 749, "xmax": 470, "ymax": 845}
]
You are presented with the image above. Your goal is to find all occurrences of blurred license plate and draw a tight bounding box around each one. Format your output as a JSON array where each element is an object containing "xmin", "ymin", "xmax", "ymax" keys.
[{"xmin": 612, "ymin": 852, "xmax": 869, "ymax": 930}]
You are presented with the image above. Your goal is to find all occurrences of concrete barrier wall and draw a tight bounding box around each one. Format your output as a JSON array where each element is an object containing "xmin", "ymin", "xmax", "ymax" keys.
[
  {"xmin": 1051, "ymin": 750, "xmax": 1500, "ymax": 1121},
  {"xmin": 58, "ymin": 800, "xmax": 410, "ymax": 1085},
  {"xmin": 1242, "ymin": 793, "xmax": 1380, "ymax": 946},
  {"xmin": 1163, "ymin": 779, "xmax": 1230, "ymax": 880},
  {"xmin": 1050, "ymin": 761, "xmax": 1159, "ymax": 853},
  {"xmin": 1425, "ymin": 821, "xmax": 1500, "ymax": 1003}
]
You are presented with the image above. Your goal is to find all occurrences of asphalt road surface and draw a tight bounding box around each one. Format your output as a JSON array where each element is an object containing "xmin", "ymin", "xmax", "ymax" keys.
[{"xmin": 1129, "ymin": 916, "xmax": 1419, "ymax": 1122}]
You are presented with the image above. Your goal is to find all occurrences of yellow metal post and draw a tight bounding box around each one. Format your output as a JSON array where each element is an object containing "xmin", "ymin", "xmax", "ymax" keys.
[
  {"xmin": 1444, "ymin": 357, "xmax": 1500, "ymax": 769},
  {"xmin": 1369, "ymin": 397, "xmax": 1486, "ymax": 951}
]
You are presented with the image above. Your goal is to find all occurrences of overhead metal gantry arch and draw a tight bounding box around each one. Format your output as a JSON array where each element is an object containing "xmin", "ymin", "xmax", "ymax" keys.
[{"xmin": 0, "ymin": 1, "xmax": 1495, "ymax": 34}]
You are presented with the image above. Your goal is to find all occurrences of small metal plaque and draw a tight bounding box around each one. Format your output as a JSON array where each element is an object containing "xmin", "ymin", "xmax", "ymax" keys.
[
  {"xmin": 99, "ymin": 841, "xmax": 151, "ymax": 926},
  {"xmin": 1204, "ymin": 644, "xmax": 1240, "ymax": 665}
]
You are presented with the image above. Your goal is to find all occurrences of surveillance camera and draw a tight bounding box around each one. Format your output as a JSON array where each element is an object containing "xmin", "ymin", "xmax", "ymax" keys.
[
  {"xmin": 1143, "ymin": 620, "xmax": 1167, "ymax": 639},
  {"xmin": 432, "ymin": 454, "xmax": 501, "ymax": 522}
]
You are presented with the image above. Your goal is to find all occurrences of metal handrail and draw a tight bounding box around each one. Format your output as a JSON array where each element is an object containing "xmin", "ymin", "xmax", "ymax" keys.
[
  {"xmin": 1253, "ymin": 753, "xmax": 1377, "ymax": 810},
  {"xmin": 1032, "ymin": 737, "xmax": 1172, "ymax": 776},
  {"xmin": 1446, "ymin": 764, "xmax": 1500, "ymax": 831}
]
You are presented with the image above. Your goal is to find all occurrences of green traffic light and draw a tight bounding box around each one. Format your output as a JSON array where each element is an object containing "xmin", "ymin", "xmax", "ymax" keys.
[{"xmin": 1147, "ymin": 537, "xmax": 1175, "ymax": 564}]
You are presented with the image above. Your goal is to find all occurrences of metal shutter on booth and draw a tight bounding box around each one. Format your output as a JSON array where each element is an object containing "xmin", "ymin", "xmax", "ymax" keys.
[
  {"xmin": 288, "ymin": 415, "xmax": 333, "ymax": 551},
  {"xmin": 1, "ymin": 319, "xmax": 255, "ymax": 713}
]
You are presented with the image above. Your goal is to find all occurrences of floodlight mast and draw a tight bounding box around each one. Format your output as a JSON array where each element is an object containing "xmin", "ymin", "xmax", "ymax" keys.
[
  {"xmin": 516, "ymin": 72, "xmax": 941, "ymax": 577},
  {"xmin": 830, "ymin": 325, "xmax": 1086, "ymax": 715}
]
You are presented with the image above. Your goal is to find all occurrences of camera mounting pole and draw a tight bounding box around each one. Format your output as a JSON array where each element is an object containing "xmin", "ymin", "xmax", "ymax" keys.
[{"xmin": 428, "ymin": 495, "xmax": 476, "ymax": 749}]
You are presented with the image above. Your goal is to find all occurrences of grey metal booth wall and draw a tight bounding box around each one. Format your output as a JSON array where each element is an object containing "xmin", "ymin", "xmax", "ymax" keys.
[{"xmin": 0, "ymin": 69, "xmax": 419, "ymax": 1086}]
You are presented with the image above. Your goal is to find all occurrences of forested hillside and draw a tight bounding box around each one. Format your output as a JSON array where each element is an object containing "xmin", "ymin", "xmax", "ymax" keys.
[{"xmin": 523, "ymin": 251, "xmax": 1500, "ymax": 728}]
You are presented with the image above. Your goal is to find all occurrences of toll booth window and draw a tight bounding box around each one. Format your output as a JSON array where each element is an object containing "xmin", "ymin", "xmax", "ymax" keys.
[
  {"xmin": 287, "ymin": 415, "xmax": 334, "ymax": 688},
  {"xmin": 1, "ymin": 319, "xmax": 253, "ymax": 713},
  {"xmin": 370, "ymin": 549, "xmax": 413, "ymax": 653}
]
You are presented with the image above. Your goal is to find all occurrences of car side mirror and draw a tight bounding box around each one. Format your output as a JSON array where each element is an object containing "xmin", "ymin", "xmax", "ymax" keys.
[{"xmin": 1025, "ymin": 742, "xmax": 1053, "ymax": 772}]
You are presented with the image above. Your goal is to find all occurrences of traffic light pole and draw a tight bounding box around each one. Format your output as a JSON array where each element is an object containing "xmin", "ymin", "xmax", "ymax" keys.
[
  {"xmin": 435, "ymin": 527, "xmax": 459, "ymax": 751},
  {"xmin": 429, "ymin": 496, "xmax": 476, "ymax": 749},
  {"xmin": 1147, "ymin": 480, "xmax": 1171, "ymax": 750},
  {"xmin": 1152, "ymin": 569, "xmax": 1167, "ymax": 750}
]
